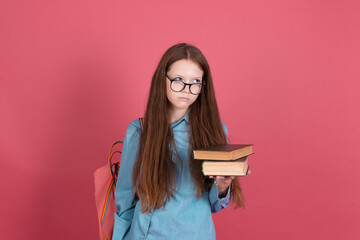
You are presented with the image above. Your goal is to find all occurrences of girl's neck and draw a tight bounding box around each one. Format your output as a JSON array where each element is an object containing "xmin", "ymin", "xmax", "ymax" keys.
[{"xmin": 168, "ymin": 107, "xmax": 189, "ymax": 124}]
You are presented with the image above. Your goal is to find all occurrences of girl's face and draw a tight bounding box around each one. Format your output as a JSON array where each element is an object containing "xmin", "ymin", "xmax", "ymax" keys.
[{"xmin": 166, "ymin": 59, "xmax": 204, "ymax": 113}]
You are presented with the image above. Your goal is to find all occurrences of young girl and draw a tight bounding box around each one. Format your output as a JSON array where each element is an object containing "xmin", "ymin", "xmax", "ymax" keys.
[{"xmin": 113, "ymin": 43, "xmax": 245, "ymax": 240}]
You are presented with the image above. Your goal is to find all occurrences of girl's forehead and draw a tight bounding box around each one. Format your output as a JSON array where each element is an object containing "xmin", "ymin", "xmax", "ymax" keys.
[{"xmin": 168, "ymin": 59, "xmax": 203, "ymax": 78}]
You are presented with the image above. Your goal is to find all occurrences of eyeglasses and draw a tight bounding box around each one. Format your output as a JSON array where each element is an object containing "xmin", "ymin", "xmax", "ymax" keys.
[{"xmin": 166, "ymin": 74, "xmax": 205, "ymax": 95}]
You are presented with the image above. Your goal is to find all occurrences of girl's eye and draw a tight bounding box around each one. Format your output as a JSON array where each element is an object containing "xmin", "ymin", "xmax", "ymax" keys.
[
  {"xmin": 191, "ymin": 79, "xmax": 201, "ymax": 84},
  {"xmin": 173, "ymin": 77, "xmax": 183, "ymax": 81}
]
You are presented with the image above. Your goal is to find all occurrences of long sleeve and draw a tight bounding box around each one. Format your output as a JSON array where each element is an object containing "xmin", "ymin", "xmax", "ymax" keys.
[
  {"xmin": 209, "ymin": 184, "xmax": 231, "ymax": 213},
  {"xmin": 208, "ymin": 121, "xmax": 231, "ymax": 213},
  {"xmin": 112, "ymin": 121, "xmax": 140, "ymax": 240}
]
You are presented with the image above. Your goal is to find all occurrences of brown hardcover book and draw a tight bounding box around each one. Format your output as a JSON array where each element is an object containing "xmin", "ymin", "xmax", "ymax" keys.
[
  {"xmin": 202, "ymin": 156, "xmax": 249, "ymax": 176},
  {"xmin": 193, "ymin": 144, "xmax": 253, "ymax": 160}
]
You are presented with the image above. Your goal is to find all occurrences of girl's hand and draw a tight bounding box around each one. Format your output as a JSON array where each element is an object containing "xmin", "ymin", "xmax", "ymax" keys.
[
  {"xmin": 209, "ymin": 176, "xmax": 234, "ymax": 198},
  {"xmin": 208, "ymin": 176, "xmax": 235, "ymax": 189}
]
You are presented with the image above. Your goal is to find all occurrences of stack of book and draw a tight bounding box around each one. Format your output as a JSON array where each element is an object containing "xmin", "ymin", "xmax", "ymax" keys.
[{"xmin": 193, "ymin": 144, "xmax": 254, "ymax": 176}]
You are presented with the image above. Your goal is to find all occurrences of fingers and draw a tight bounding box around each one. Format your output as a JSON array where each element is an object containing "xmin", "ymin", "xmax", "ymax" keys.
[
  {"xmin": 207, "ymin": 176, "xmax": 235, "ymax": 179},
  {"xmin": 215, "ymin": 176, "xmax": 235, "ymax": 180},
  {"xmin": 216, "ymin": 176, "xmax": 225, "ymax": 181},
  {"xmin": 213, "ymin": 176, "xmax": 235, "ymax": 185}
]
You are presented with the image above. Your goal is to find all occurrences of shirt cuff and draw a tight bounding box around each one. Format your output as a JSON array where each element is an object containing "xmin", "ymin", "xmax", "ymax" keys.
[{"xmin": 209, "ymin": 183, "xmax": 231, "ymax": 213}]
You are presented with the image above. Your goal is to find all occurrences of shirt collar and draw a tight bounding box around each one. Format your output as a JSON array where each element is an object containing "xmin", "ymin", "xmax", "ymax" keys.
[{"xmin": 170, "ymin": 110, "xmax": 190, "ymax": 128}]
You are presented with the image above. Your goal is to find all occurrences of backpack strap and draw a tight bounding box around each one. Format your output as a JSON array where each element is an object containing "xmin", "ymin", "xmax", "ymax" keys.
[
  {"xmin": 108, "ymin": 141, "xmax": 123, "ymax": 175},
  {"xmin": 139, "ymin": 117, "xmax": 144, "ymax": 131},
  {"xmin": 100, "ymin": 142, "xmax": 123, "ymax": 240}
]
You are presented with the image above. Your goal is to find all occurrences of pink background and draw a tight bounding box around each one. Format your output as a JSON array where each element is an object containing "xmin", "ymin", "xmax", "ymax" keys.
[{"xmin": 1, "ymin": 0, "xmax": 359, "ymax": 239}]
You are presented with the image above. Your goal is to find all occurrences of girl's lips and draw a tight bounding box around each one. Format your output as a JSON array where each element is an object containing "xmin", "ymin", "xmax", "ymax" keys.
[{"xmin": 178, "ymin": 97, "xmax": 190, "ymax": 101}]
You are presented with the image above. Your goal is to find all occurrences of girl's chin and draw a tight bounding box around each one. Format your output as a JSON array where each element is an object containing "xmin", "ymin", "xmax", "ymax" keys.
[{"xmin": 171, "ymin": 103, "xmax": 190, "ymax": 111}]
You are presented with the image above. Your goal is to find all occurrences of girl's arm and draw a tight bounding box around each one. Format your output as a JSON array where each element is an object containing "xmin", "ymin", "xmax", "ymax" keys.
[
  {"xmin": 112, "ymin": 122, "xmax": 140, "ymax": 240},
  {"xmin": 209, "ymin": 182, "xmax": 231, "ymax": 213}
]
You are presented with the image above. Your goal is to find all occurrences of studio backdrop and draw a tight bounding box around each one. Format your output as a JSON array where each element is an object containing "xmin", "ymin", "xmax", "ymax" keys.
[{"xmin": 0, "ymin": 0, "xmax": 359, "ymax": 239}]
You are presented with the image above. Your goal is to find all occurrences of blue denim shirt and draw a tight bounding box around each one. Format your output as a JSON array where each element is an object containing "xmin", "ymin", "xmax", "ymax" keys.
[{"xmin": 113, "ymin": 113, "xmax": 231, "ymax": 240}]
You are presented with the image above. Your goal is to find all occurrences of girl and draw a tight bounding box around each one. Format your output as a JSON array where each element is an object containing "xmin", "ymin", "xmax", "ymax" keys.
[{"xmin": 113, "ymin": 43, "xmax": 245, "ymax": 240}]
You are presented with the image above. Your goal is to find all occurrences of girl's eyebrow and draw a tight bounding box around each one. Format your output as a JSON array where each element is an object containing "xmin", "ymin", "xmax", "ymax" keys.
[{"xmin": 171, "ymin": 73, "xmax": 202, "ymax": 79}]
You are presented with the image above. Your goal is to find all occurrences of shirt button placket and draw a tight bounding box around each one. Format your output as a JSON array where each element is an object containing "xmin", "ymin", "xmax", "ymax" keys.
[{"xmin": 141, "ymin": 210, "xmax": 153, "ymax": 240}]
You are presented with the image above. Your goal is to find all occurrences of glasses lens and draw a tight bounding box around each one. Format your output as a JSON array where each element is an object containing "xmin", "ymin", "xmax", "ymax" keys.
[
  {"xmin": 171, "ymin": 80, "xmax": 185, "ymax": 92},
  {"xmin": 190, "ymin": 83, "xmax": 202, "ymax": 95}
]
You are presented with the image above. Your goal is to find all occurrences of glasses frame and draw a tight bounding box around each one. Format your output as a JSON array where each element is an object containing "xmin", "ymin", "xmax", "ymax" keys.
[{"xmin": 165, "ymin": 74, "xmax": 206, "ymax": 95}]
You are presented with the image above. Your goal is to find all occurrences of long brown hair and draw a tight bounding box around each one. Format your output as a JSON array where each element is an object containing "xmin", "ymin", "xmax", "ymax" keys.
[{"xmin": 132, "ymin": 43, "xmax": 245, "ymax": 213}]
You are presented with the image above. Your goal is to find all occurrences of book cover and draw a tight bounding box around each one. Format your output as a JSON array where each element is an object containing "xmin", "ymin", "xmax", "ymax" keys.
[{"xmin": 194, "ymin": 144, "xmax": 253, "ymax": 160}]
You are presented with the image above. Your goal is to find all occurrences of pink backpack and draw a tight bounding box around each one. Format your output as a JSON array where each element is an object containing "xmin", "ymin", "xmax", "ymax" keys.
[
  {"xmin": 94, "ymin": 118, "xmax": 144, "ymax": 240},
  {"xmin": 94, "ymin": 140, "xmax": 122, "ymax": 240}
]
